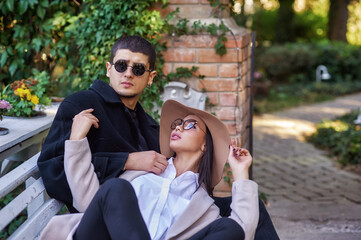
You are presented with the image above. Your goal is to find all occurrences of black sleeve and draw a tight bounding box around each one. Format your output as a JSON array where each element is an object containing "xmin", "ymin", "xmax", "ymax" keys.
[
  {"xmin": 37, "ymin": 100, "xmax": 77, "ymax": 210},
  {"xmin": 37, "ymin": 100, "xmax": 129, "ymax": 211}
]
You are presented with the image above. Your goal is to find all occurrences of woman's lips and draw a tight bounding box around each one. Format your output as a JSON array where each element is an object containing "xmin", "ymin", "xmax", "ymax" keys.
[{"xmin": 171, "ymin": 133, "xmax": 181, "ymax": 140}]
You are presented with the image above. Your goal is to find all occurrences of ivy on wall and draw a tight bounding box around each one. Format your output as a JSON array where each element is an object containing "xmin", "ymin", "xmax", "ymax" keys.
[{"xmin": 1, "ymin": 0, "xmax": 230, "ymax": 119}]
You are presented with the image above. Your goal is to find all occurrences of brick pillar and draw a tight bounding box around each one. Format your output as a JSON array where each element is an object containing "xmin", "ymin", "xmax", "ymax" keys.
[{"xmin": 156, "ymin": 0, "xmax": 253, "ymax": 195}]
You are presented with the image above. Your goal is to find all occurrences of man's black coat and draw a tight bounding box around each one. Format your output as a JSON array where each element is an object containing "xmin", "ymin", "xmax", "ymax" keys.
[{"xmin": 37, "ymin": 80, "xmax": 160, "ymax": 211}]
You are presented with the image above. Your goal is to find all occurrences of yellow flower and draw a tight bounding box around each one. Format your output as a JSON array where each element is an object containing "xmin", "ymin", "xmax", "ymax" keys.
[
  {"xmin": 31, "ymin": 95, "xmax": 39, "ymax": 105},
  {"xmin": 25, "ymin": 89, "xmax": 31, "ymax": 101},
  {"xmin": 14, "ymin": 87, "xmax": 32, "ymax": 101},
  {"xmin": 14, "ymin": 88, "xmax": 21, "ymax": 96}
]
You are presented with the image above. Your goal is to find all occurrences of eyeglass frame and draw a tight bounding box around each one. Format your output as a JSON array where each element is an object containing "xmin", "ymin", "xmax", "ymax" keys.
[
  {"xmin": 110, "ymin": 60, "xmax": 152, "ymax": 76},
  {"xmin": 170, "ymin": 118, "xmax": 206, "ymax": 134}
]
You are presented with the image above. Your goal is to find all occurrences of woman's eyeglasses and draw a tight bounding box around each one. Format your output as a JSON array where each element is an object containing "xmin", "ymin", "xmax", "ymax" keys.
[
  {"xmin": 111, "ymin": 60, "xmax": 152, "ymax": 76},
  {"xmin": 170, "ymin": 118, "xmax": 205, "ymax": 133}
]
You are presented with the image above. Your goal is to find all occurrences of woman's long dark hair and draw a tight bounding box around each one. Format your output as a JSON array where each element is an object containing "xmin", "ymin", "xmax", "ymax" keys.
[{"xmin": 197, "ymin": 127, "xmax": 214, "ymax": 196}]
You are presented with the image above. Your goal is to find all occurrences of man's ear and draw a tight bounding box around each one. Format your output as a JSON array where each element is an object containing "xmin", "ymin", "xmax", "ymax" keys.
[
  {"xmin": 106, "ymin": 62, "xmax": 112, "ymax": 78},
  {"xmin": 147, "ymin": 70, "xmax": 157, "ymax": 86}
]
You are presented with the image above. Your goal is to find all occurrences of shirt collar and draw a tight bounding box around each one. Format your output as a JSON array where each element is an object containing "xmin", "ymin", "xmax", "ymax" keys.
[{"xmin": 166, "ymin": 157, "xmax": 199, "ymax": 188}]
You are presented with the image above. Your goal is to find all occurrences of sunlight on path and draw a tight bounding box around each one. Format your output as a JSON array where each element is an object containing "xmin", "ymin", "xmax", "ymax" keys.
[{"xmin": 252, "ymin": 93, "xmax": 361, "ymax": 240}]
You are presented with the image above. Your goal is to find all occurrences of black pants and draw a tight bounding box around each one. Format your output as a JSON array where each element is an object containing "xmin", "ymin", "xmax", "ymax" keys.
[
  {"xmin": 214, "ymin": 195, "xmax": 279, "ymax": 240},
  {"xmin": 74, "ymin": 178, "xmax": 244, "ymax": 240}
]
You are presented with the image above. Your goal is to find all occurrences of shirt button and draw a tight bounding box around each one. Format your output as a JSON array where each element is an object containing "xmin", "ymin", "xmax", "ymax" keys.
[{"xmin": 96, "ymin": 171, "xmax": 101, "ymax": 178}]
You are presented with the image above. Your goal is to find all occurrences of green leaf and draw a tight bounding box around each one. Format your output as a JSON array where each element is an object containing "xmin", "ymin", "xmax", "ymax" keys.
[
  {"xmin": 40, "ymin": 0, "xmax": 48, "ymax": 7},
  {"xmin": 31, "ymin": 38, "xmax": 42, "ymax": 52},
  {"xmin": 36, "ymin": 6, "xmax": 45, "ymax": 19},
  {"xmin": 18, "ymin": 0, "xmax": 28, "ymax": 14},
  {"xmin": 6, "ymin": 0, "xmax": 14, "ymax": 12},
  {"xmin": 9, "ymin": 61, "xmax": 18, "ymax": 76},
  {"xmin": 28, "ymin": 0, "xmax": 38, "ymax": 8},
  {"xmin": 0, "ymin": 51, "xmax": 7, "ymax": 68},
  {"xmin": 6, "ymin": 46, "xmax": 13, "ymax": 55}
]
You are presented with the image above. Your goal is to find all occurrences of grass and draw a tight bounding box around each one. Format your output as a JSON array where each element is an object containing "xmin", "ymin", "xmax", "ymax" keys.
[
  {"xmin": 253, "ymin": 81, "xmax": 361, "ymax": 114},
  {"xmin": 306, "ymin": 110, "xmax": 361, "ymax": 166}
]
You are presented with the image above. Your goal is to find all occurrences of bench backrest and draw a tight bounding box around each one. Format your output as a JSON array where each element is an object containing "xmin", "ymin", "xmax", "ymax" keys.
[{"xmin": 0, "ymin": 153, "xmax": 63, "ymax": 240}]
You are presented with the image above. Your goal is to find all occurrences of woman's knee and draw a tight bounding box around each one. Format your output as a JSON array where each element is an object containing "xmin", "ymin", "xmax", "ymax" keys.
[
  {"xmin": 218, "ymin": 218, "xmax": 245, "ymax": 236},
  {"xmin": 97, "ymin": 178, "xmax": 136, "ymax": 201}
]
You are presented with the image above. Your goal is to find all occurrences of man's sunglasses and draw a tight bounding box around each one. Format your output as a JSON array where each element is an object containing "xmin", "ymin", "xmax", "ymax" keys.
[
  {"xmin": 170, "ymin": 118, "xmax": 206, "ymax": 133},
  {"xmin": 111, "ymin": 60, "xmax": 152, "ymax": 76}
]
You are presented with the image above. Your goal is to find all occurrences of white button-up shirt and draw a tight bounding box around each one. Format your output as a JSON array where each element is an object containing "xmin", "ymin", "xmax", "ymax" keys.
[{"xmin": 131, "ymin": 157, "xmax": 199, "ymax": 240}]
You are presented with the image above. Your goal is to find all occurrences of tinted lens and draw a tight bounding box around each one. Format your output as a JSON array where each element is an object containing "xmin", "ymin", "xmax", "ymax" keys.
[
  {"xmin": 132, "ymin": 63, "xmax": 146, "ymax": 76},
  {"xmin": 184, "ymin": 120, "xmax": 197, "ymax": 130},
  {"xmin": 114, "ymin": 60, "xmax": 127, "ymax": 73},
  {"xmin": 171, "ymin": 119, "xmax": 183, "ymax": 129}
]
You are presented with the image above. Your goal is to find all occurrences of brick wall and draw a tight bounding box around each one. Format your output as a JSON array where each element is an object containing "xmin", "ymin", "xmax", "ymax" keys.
[{"xmin": 155, "ymin": 0, "xmax": 253, "ymax": 194}]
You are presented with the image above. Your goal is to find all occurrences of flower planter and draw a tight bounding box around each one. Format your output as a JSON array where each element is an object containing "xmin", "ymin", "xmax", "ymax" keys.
[{"xmin": 4, "ymin": 111, "xmax": 46, "ymax": 119}]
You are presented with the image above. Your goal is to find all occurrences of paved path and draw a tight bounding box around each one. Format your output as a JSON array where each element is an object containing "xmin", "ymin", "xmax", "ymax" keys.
[{"xmin": 253, "ymin": 93, "xmax": 361, "ymax": 240}]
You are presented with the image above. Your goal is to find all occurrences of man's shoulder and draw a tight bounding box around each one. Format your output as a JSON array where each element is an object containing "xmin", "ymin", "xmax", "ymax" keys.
[
  {"xmin": 57, "ymin": 90, "xmax": 100, "ymax": 112},
  {"xmin": 65, "ymin": 89, "xmax": 98, "ymax": 101}
]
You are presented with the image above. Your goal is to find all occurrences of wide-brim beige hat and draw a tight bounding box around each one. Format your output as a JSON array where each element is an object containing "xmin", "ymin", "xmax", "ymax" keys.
[{"xmin": 160, "ymin": 99, "xmax": 231, "ymax": 187}]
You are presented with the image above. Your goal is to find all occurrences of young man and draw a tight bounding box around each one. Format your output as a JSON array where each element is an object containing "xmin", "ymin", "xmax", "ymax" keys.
[
  {"xmin": 38, "ymin": 35, "xmax": 279, "ymax": 239},
  {"xmin": 38, "ymin": 36, "xmax": 168, "ymax": 212}
]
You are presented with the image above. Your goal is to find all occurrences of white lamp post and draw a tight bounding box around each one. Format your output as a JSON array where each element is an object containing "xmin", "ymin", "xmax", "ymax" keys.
[
  {"xmin": 354, "ymin": 107, "xmax": 361, "ymax": 125},
  {"xmin": 316, "ymin": 65, "xmax": 331, "ymax": 82}
]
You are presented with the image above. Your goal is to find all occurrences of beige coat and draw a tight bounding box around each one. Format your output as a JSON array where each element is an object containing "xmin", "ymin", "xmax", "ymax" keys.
[{"xmin": 40, "ymin": 138, "xmax": 259, "ymax": 240}]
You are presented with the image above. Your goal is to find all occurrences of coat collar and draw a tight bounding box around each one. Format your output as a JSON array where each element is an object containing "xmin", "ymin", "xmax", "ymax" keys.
[
  {"xmin": 90, "ymin": 80, "xmax": 124, "ymax": 104},
  {"xmin": 166, "ymin": 185, "xmax": 214, "ymax": 239},
  {"xmin": 90, "ymin": 79, "xmax": 159, "ymax": 132},
  {"xmin": 90, "ymin": 80, "xmax": 147, "ymax": 114}
]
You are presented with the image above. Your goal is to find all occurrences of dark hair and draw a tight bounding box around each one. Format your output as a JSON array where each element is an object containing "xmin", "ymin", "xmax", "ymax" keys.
[
  {"xmin": 110, "ymin": 35, "xmax": 156, "ymax": 70},
  {"xmin": 197, "ymin": 127, "xmax": 214, "ymax": 196}
]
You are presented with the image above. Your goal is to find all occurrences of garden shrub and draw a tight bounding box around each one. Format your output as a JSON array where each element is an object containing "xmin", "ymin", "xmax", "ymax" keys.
[
  {"xmin": 256, "ymin": 41, "xmax": 361, "ymax": 84},
  {"xmin": 256, "ymin": 43, "xmax": 316, "ymax": 83},
  {"xmin": 307, "ymin": 110, "xmax": 361, "ymax": 165},
  {"xmin": 314, "ymin": 42, "xmax": 361, "ymax": 82}
]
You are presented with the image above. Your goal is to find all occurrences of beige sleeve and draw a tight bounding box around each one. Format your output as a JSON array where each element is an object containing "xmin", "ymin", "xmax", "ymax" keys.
[
  {"xmin": 64, "ymin": 138, "xmax": 100, "ymax": 212},
  {"xmin": 229, "ymin": 180, "xmax": 259, "ymax": 240}
]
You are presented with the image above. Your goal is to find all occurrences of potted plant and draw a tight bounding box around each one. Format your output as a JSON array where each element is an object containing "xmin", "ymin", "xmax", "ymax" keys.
[{"xmin": 2, "ymin": 72, "xmax": 51, "ymax": 118}]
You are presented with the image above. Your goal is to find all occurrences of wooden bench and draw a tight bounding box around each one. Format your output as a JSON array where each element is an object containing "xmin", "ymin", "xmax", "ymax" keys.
[{"xmin": 0, "ymin": 152, "xmax": 63, "ymax": 240}]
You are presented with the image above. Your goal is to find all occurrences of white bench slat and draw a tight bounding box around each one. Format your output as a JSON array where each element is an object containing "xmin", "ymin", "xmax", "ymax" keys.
[
  {"xmin": 0, "ymin": 153, "xmax": 40, "ymax": 199},
  {"xmin": 8, "ymin": 198, "xmax": 63, "ymax": 240},
  {"xmin": 0, "ymin": 178, "xmax": 45, "ymax": 230}
]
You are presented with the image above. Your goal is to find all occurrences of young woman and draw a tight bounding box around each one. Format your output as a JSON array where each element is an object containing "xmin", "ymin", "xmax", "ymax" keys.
[{"xmin": 40, "ymin": 99, "xmax": 259, "ymax": 240}]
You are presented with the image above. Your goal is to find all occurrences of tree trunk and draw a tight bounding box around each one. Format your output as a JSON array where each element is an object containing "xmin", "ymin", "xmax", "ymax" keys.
[
  {"xmin": 328, "ymin": 0, "xmax": 350, "ymax": 42},
  {"xmin": 275, "ymin": 0, "xmax": 295, "ymax": 44}
]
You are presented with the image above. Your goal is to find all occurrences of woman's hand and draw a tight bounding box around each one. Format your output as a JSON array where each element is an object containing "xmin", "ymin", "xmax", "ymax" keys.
[
  {"xmin": 228, "ymin": 139, "xmax": 253, "ymax": 181},
  {"xmin": 69, "ymin": 109, "xmax": 99, "ymax": 140}
]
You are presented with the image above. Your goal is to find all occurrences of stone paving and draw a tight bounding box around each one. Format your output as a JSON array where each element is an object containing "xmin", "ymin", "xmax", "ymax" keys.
[{"xmin": 252, "ymin": 93, "xmax": 361, "ymax": 240}]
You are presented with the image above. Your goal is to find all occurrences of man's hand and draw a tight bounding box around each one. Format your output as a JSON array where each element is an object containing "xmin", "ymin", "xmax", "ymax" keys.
[
  {"xmin": 228, "ymin": 139, "xmax": 253, "ymax": 181},
  {"xmin": 70, "ymin": 109, "xmax": 99, "ymax": 140},
  {"xmin": 125, "ymin": 151, "xmax": 169, "ymax": 174}
]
